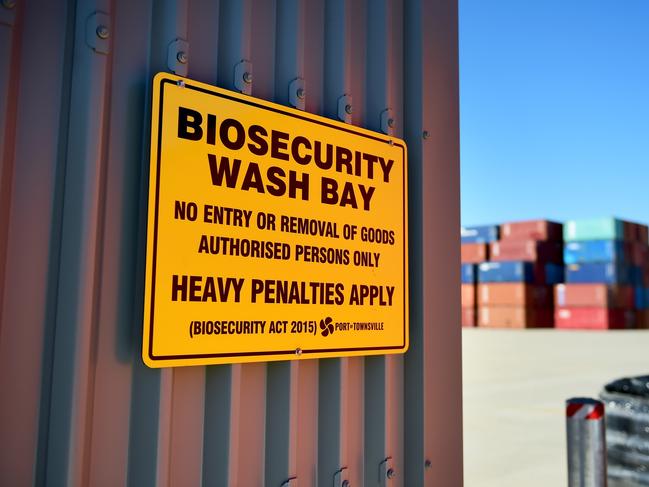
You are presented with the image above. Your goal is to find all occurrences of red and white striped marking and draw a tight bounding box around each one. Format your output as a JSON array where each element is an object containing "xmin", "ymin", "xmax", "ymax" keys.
[{"xmin": 566, "ymin": 402, "xmax": 604, "ymax": 420}]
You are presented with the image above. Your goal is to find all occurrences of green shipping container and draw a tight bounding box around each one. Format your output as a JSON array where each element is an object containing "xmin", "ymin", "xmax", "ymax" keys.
[{"xmin": 563, "ymin": 217, "xmax": 625, "ymax": 241}]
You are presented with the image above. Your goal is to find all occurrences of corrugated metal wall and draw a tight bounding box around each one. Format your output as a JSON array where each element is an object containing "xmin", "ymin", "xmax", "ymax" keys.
[{"xmin": 0, "ymin": 0, "xmax": 462, "ymax": 485}]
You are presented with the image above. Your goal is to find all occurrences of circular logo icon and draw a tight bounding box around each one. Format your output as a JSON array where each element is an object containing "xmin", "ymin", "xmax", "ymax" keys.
[{"xmin": 320, "ymin": 317, "xmax": 334, "ymax": 337}]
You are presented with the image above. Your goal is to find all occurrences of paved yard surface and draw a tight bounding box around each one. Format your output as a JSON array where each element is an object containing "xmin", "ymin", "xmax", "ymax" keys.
[{"xmin": 462, "ymin": 328, "xmax": 649, "ymax": 487}]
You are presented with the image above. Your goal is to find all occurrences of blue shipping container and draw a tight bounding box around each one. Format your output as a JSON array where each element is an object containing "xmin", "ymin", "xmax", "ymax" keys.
[
  {"xmin": 563, "ymin": 240, "xmax": 626, "ymax": 265},
  {"xmin": 545, "ymin": 263, "xmax": 565, "ymax": 285},
  {"xmin": 461, "ymin": 264, "xmax": 476, "ymax": 284},
  {"xmin": 478, "ymin": 261, "xmax": 534, "ymax": 283},
  {"xmin": 461, "ymin": 225, "xmax": 499, "ymax": 244},
  {"xmin": 634, "ymin": 287, "xmax": 646, "ymax": 310},
  {"xmin": 565, "ymin": 263, "xmax": 630, "ymax": 285},
  {"xmin": 630, "ymin": 266, "xmax": 644, "ymax": 286}
]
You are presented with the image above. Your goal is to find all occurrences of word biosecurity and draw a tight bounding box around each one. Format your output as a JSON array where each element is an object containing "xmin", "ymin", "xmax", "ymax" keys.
[{"xmin": 177, "ymin": 107, "xmax": 396, "ymax": 211}]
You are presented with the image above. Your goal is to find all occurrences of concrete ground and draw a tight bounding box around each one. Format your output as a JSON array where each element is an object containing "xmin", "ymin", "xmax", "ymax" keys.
[{"xmin": 462, "ymin": 328, "xmax": 649, "ymax": 487}]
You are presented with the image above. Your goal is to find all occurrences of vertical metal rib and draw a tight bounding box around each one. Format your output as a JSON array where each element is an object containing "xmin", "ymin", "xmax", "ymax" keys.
[
  {"xmin": 44, "ymin": 0, "xmax": 113, "ymax": 484},
  {"xmin": 319, "ymin": 1, "xmax": 368, "ymax": 486},
  {"xmin": 214, "ymin": 1, "xmax": 269, "ymax": 486},
  {"xmin": 263, "ymin": 0, "xmax": 296, "ymax": 480},
  {"xmin": 0, "ymin": 1, "xmax": 72, "ymax": 485},
  {"xmin": 364, "ymin": 1, "xmax": 406, "ymax": 485},
  {"xmin": 85, "ymin": 0, "xmax": 153, "ymax": 485},
  {"xmin": 404, "ymin": 0, "xmax": 463, "ymax": 485}
]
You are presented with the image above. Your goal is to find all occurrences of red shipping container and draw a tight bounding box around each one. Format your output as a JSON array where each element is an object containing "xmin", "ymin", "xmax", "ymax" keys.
[
  {"xmin": 461, "ymin": 284, "xmax": 476, "ymax": 307},
  {"xmin": 461, "ymin": 243, "xmax": 488, "ymax": 263},
  {"xmin": 628, "ymin": 242, "xmax": 649, "ymax": 267},
  {"xmin": 627, "ymin": 242, "xmax": 642, "ymax": 266},
  {"xmin": 478, "ymin": 306, "xmax": 553, "ymax": 329},
  {"xmin": 490, "ymin": 240, "xmax": 563, "ymax": 263},
  {"xmin": 555, "ymin": 307, "xmax": 636, "ymax": 330},
  {"xmin": 554, "ymin": 284, "xmax": 634, "ymax": 309},
  {"xmin": 637, "ymin": 224, "xmax": 649, "ymax": 245},
  {"xmin": 623, "ymin": 222, "xmax": 649, "ymax": 243},
  {"xmin": 637, "ymin": 310, "xmax": 649, "ymax": 329},
  {"xmin": 500, "ymin": 219, "xmax": 563, "ymax": 242},
  {"xmin": 624, "ymin": 221, "xmax": 636, "ymax": 242},
  {"xmin": 462, "ymin": 308, "xmax": 476, "ymax": 327},
  {"xmin": 478, "ymin": 283, "xmax": 552, "ymax": 307}
]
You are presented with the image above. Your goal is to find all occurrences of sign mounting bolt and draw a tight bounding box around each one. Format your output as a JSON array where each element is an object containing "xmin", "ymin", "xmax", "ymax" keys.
[
  {"xmin": 176, "ymin": 51, "xmax": 188, "ymax": 64},
  {"xmin": 345, "ymin": 104, "xmax": 353, "ymax": 115},
  {"xmin": 387, "ymin": 118, "xmax": 395, "ymax": 128},
  {"xmin": 96, "ymin": 25, "xmax": 109, "ymax": 40},
  {"xmin": 386, "ymin": 468, "xmax": 396, "ymax": 479},
  {"xmin": 422, "ymin": 130, "xmax": 430, "ymax": 140},
  {"xmin": 342, "ymin": 481, "xmax": 350, "ymax": 487},
  {"xmin": 424, "ymin": 459, "xmax": 432, "ymax": 469},
  {"xmin": 243, "ymin": 71, "xmax": 253, "ymax": 84},
  {"xmin": 2, "ymin": 0, "xmax": 16, "ymax": 9},
  {"xmin": 296, "ymin": 88, "xmax": 306, "ymax": 100},
  {"xmin": 295, "ymin": 347, "xmax": 302, "ymax": 356}
]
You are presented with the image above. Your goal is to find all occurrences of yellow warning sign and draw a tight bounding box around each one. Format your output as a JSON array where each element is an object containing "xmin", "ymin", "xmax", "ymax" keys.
[{"xmin": 143, "ymin": 72, "xmax": 408, "ymax": 367}]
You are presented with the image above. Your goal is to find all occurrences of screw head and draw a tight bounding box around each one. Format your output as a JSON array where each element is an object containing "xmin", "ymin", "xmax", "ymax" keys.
[
  {"xmin": 386, "ymin": 468, "xmax": 396, "ymax": 479},
  {"xmin": 243, "ymin": 71, "xmax": 253, "ymax": 84},
  {"xmin": 295, "ymin": 347, "xmax": 302, "ymax": 356},
  {"xmin": 344, "ymin": 104, "xmax": 353, "ymax": 115},
  {"xmin": 341, "ymin": 481, "xmax": 350, "ymax": 487},
  {"xmin": 424, "ymin": 459, "xmax": 432, "ymax": 469},
  {"xmin": 176, "ymin": 51, "xmax": 188, "ymax": 64},
  {"xmin": 422, "ymin": 130, "xmax": 430, "ymax": 139},
  {"xmin": 296, "ymin": 87, "xmax": 306, "ymax": 100},
  {"xmin": 387, "ymin": 118, "xmax": 395, "ymax": 128},
  {"xmin": 96, "ymin": 25, "xmax": 109, "ymax": 40}
]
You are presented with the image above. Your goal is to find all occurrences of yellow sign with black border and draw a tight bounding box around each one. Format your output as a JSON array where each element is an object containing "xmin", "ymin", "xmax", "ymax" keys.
[{"xmin": 143, "ymin": 72, "xmax": 408, "ymax": 367}]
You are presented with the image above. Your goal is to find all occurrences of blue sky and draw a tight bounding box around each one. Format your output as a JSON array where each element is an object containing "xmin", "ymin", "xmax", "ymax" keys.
[{"xmin": 460, "ymin": 0, "xmax": 649, "ymax": 226}]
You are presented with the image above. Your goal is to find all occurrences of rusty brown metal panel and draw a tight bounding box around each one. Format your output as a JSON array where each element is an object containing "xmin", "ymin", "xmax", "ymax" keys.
[
  {"xmin": 364, "ymin": 1, "xmax": 405, "ymax": 485},
  {"xmin": 303, "ymin": 0, "xmax": 325, "ymax": 116},
  {"xmin": 419, "ymin": 0, "xmax": 463, "ymax": 482},
  {"xmin": 229, "ymin": 363, "xmax": 267, "ymax": 486},
  {"xmin": 218, "ymin": 1, "xmax": 271, "ymax": 485},
  {"xmin": 0, "ymin": 1, "xmax": 73, "ymax": 485},
  {"xmin": 147, "ymin": 2, "xmax": 211, "ymax": 486},
  {"xmin": 85, "ymin": 1, "xmax": 153, "ymax": 485},
  {"xmin": 0, "ymin": 0, "xmax": 19, "ymax": 390},
  {"xmin": 202, "ymin": 366, "xmax": 231, "ymax": 486},
  {"xmin": 341, "ymin": 357, "xmax": 365, "ymax": 486},
  {"xmin": 187, "ymin": 0, "xmax": 221, "ymax": 83},
  {"xmin": 318, "ymin": 1, "xmax": 356, "ymax": 486},
  {"xmin": 185, "ymin": 3, "xmax": 226, "ymax": 487},
  {"xmin": 294, "ymin": 360, "xmax": 319, "ymax": 485},
  {"xmin": 168, "ymin": 367, "xmax": 207, "ymax": 486},
  {"xmin": 260, "ymin": 3, "xmax": 337, "ymax": 487},
  {"xmin": 250, "ymin": 0, "xmax": 276, "ymax": 102},
  {"xmin": 404, "ymin": 0, "xmax": 463, "ymax": 485},
  {"xmin": 0, "ymin": 0, "xmax": 463, "ymax": 485},
  {"xmin": 44, "ymin": 0, "xmax": 114, "ymax": 483},
  {"xmin": 346, "ymin": 5, "xmax": 370, "ymax": 481}
]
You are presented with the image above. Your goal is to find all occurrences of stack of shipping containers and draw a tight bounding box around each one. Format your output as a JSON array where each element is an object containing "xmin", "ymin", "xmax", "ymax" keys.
[
  {"xmin": 461, "ymin": 217, "xmax": 649, "ymax": 332},
  {"xmin": 460, "ymin": 225, "xmax": 498, "ymax": 327},
  {"xmin": 476, "ymin": 220, "xmax": 563, "ymax": 328},
  {"xmin": 555, "ymin": 218, "xmax": 649, "ymax": 330}
]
